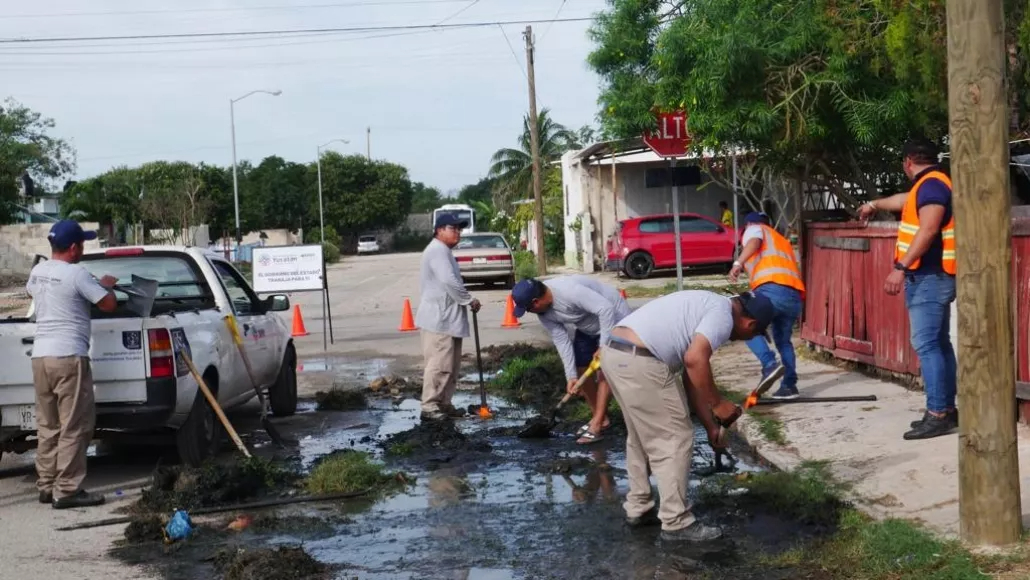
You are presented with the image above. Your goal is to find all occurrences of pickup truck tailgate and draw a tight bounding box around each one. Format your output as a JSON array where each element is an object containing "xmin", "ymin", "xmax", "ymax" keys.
[{"xmin": 0, "ymin": 319, "xmax": 148, "ymax": 430}]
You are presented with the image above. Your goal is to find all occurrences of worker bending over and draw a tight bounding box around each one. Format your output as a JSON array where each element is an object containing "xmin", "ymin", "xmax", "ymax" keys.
[
  {"xmin": 729, "ymin": 212, "xmax": 806, "ymax": 399},
  {"xmin": 511, "ymin": 275, "xmax": 631, "ymax": 444},
  {"xmin": 600, "ymin": 290, "xmax": 773, "ymax": 542}
]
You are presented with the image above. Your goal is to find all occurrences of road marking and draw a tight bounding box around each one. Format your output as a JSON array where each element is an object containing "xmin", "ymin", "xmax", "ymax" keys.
[{"xmin": 354, "ymin": 275, "xmax": 377, "ymax": 286}]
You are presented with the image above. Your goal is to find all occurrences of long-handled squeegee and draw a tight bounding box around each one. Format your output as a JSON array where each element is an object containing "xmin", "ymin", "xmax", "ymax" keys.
[{"xmin": 752, "ymin": 395, "xmax": 878, "ymax": 405}]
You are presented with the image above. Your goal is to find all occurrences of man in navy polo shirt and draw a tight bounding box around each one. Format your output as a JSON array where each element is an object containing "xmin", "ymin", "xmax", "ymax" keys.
[{"xmin": 858, "ymin": 138, "xmax": 957, "ymax": 440}]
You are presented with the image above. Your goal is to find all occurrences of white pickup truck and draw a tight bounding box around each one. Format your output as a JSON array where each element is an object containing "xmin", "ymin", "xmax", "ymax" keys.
[{"xmin": 0, "ymin": 246, "xmax": 298, "ymax": 466}]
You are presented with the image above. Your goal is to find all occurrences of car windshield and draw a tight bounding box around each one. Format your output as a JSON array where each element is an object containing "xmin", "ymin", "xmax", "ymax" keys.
[{"xmin": 456, "ymin": 235, "xmax": 507, "ymax": 250}]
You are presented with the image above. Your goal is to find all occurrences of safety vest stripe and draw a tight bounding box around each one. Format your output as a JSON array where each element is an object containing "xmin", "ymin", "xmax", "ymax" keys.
[
  {"xmin": 941, "ymin": 230, "xmax": 955, "ymax": 240},
  {"xmin": 897, "ymin": 242, "xmax": 910, "ymax": 252},
  {"xmin": 898, "ymin": 223, "xmax": 919, "ymax": 234},
  {"xmin": 752, "ymin": 267, "xmax": 802, "ymax": 279},
  {"xmin": 942, "ymin": 251, "xmax": 956, "ymax": 259}
]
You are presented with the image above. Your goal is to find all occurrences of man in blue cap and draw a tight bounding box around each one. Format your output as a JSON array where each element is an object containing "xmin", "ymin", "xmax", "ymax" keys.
[
  {"xmin": 599, "ymin": 289, "xmax": 773, "ymax": 543},
  {"xmin": 729, "ymin": 211, "xmax": 806, "ymax": 400},
  {"xmin": 415, "ymin": 213, "xmax": 481, "ymax": 422},
  {"xmin": 25, "ymin": 220, "xmax": 118, "ymax": 509},
  {"xmin": 511, "ymin": 275, "xmax": 630, "ymax": 444}
]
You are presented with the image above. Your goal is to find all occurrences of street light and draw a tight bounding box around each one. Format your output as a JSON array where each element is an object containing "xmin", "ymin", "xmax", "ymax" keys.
[
  {"xmin": 316, "ymin": 139, "xmax": 350, "ymax": 244},
  {"xmin": 230, "ymin": 89, "xmax": 282, "ymax": 245}
]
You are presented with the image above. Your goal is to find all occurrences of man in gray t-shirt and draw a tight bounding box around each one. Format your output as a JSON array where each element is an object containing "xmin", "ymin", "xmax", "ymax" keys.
[
  {"xmin": 511, "ymin": 276, "xmax": 631, "ymax": 444},
  {"xmin": 599, "ymin": 290, "xmax": 774, "ymax": 543},
  {"xmin": 25, "ymin": 220, "xmax": 117, "ymax": 509}
]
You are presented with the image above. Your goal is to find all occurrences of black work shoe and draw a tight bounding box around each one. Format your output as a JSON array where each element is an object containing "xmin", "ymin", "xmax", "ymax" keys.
[
  {"xmin": 420, "ymin": 410, "xmax": 449, "ymax": 422},
  {"xmin": 52, "ymin": 489, "xmax": 106, "ymax": 509},
  {"xmin": 625, "ymin": 508, "xmax": 660, "ymax": 528},
  {"xmin": 442, "ymin": 405, "xmax": 468, "ymax": 419},
  {"xmin": 756, "ymin": 364, "xmax": 786, "ymax": 397},
  {"xmin": 903, "ymin": 413, "xmax": 956, "ymax": 440},
  {"xmin": 910, "ymin": 409, "xmax": 959, "ymax": 429},
  {"xmin": 38, "ymin": 491, "xmax": 53, "ymax": 504},
  {"xmin": 660, "ymin": 521, "xmax": 723, "ymax": 542}
]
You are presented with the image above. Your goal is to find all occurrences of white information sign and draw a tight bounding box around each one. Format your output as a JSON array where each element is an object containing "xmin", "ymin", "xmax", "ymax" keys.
[{"xmin": 251, "ymin": 244, "xmax": 325, "ymax": 293}]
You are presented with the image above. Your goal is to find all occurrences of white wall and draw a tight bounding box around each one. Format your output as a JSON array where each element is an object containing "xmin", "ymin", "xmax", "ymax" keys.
[{"xmin": 0, "ymin": 222, "xmax": 101, "ymax": 276}]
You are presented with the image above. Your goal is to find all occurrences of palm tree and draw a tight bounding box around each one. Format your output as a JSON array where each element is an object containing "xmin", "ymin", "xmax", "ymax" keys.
[{"xmin": 488, "ymin": 108, "xmax": 577, "ymax": 207}]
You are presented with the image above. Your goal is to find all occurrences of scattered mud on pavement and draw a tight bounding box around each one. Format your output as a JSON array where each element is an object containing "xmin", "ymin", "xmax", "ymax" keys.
[{"xmin": 106, "ymin": 356, "xmax": 843, "ymax": 579}]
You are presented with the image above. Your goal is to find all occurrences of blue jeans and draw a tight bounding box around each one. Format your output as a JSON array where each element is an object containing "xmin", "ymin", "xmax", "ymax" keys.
[
  {"xmin": 745, "ymin": 283, "xmax": 803, "ymax": 388},
  {"xmin": 905, "ymin": 272, "xmax": 957, "ymax": 413}
]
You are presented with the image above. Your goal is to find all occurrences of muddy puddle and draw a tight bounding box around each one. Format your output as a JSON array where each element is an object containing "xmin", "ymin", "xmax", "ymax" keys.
[{"xmin": 114, "ymin": 381, "xmax": 829, "ymax": 580}]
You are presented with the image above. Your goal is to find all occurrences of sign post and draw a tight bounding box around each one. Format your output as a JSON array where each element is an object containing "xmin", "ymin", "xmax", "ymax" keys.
[
  {"xmin": 642, "ymin": 110, "xmax": 691, "ymax": 291},
  {"xmin": 251, "ymin": 244, "xmax": 330, "ymax": 351}
]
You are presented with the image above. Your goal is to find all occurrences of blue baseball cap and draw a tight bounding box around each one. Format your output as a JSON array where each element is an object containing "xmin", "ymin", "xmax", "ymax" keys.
[
  {"xmin": 737, "ymin": 292, "xmax": 775, "ymax": 339},
  {"xmin": 434, "ymin": 213, "xmax": 469, "ymax": 230},
  {"xmin": 48, "ymin": 219, "xmax": 97, "ymax": 248},
  {"xmin": 511, "ymin": 278, "xmax": 544, "ymax": 318},
  {"xmin": 745, "ymin": 212, "xmax": 770, "ymax": 225}
]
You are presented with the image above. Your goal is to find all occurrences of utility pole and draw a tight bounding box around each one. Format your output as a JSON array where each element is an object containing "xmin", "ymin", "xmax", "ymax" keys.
[
  {"xmin": 948, "ymin": 0, "xmax": 1021, "ymax": 546},
  {"xmin": 524, "ymin": 24, "xmax": 547, "ymax": 275},
  {"xmin": 366, "ymin": 126, "xmax": 371, "ymax": 160}
]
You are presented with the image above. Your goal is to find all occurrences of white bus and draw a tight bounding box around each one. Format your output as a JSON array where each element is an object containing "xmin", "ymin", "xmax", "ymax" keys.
[{"xmin": 432, "ymin": 203, "xmax": 475, "ymax": 235}]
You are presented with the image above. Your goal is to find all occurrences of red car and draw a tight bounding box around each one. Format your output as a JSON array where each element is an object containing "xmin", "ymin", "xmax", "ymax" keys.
[{"xmin": 606, "ymin": 213, "xmax": 742, "ymax": 279}]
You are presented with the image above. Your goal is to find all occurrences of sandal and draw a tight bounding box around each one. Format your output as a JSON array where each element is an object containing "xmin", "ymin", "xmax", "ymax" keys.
[
  {"xmin": 576, "ymin": 420, "xmax": 611, "ymax": 436},
  {"xmin": 576, "ymin": 430, "xmax": 605, "ymax": 445}
]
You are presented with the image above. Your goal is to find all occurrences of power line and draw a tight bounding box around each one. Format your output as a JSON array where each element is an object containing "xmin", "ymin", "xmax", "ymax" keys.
[
  {"xmin": 497, "ymin": 25, "xmax": 527, "ymax": 80},
  {"xmin": 539, "ymin": 0, "xmax": 569, "ymax": 42},
  {"xmin": 3, "ymin": 0, "xmax": 471, "ymax": 20},
  {"xmin": 0, "ymin": 17, "xmax": 594, "ymax": 45},
  {"xmin": 434, "ymin": 0, "xmax": 482, "ymax": 25}
]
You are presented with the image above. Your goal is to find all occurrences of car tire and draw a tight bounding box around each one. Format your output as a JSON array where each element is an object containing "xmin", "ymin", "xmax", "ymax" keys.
[
  {"xmin": 503, "ymin": 274, "xmax": 515, "ymax": 290},
  {"xmin": 269, "ymin": 345, "xmax": 298, "ymax": 417},
  {"xmin": 624, "ymin": 252, "xmax": 654, "ymax": 280},
  {"xmin": 176, "ymin": 372, "xmax": 222, "ymax": 467}
]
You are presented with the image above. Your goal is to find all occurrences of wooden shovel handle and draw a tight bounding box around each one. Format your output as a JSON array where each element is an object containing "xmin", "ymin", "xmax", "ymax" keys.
[
  {"xmin": 560, "ymin": 358, "xmax": 603, "ymax": 408},
  {"xmin": 179, "ymin": 350, "xmax": 251, "ymax": 458}
]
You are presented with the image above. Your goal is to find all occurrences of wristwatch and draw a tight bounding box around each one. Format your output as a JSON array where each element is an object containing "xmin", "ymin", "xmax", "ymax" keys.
[{"xmin": 893, "ymin": 262, "xmax": 906, "ymax": 271}]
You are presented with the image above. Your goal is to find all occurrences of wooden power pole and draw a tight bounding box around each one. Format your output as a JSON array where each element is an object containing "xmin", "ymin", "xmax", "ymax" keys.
[
  {"xmin": 366, "ymin": 126, "xmax": 371, "ymax": 160},
  {"xmin": 948, "ymin": 0, "xmax": 1022, "ymax": 546},
  {"xmin": 524, "ymin": 24, "xmax": 547, "ymax": 275}
]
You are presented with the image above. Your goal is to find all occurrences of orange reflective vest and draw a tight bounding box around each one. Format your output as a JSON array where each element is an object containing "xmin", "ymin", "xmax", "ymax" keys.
[
  {"xmin": 894, "ymin": 171, "xmax": 955, "ymax": 275},
  {"xmin": 743, "ymin": 224, "xmax": 805, "ymax": 298}
]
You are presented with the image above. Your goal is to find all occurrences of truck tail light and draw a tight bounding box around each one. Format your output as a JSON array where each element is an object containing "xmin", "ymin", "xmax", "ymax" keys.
[
  {"xmin": 148, "ymin": 328, "xmax": 174, "ymax": 378},
  {"xmin": 486, "ymin": 255, "xmax": 509, "ymax": 262}
]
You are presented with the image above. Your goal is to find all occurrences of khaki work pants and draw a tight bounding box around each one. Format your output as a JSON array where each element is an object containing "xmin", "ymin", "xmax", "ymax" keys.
[
  {"xmin": 420, "ymin": 330, "xmax": 463, "ymax": 413},
  {"xmin": 600, "ymin": 345, "xmax": 696, "ymax": 531},
  {"xmin": 31, "ymin": 356, "xmax": 96, "ymax": 499}
]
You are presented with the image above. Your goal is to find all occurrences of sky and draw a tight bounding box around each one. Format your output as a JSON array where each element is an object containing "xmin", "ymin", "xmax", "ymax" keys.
[{"xmin": 1, "ymin": 0, "xmax": 609, "ymax": 195}]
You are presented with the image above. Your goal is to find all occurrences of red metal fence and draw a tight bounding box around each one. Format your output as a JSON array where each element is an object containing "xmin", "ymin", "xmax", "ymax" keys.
[{"xmin": 800, "ymin": 216, "xmax": 1030, "ymax": 420}]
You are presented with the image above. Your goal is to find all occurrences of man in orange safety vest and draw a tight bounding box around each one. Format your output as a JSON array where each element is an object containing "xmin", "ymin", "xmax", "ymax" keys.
[
  {"xmin": 729, "ymin": 212, "xmax": 806, "ymax": 399},
  {"xmin": 858, "ymin": 138, "xmax": 957, "ymax": 441}
]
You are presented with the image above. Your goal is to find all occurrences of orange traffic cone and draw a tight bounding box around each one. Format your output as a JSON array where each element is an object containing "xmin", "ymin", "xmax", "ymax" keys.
[
  {"xmin": 291, "ymin": 305, "xmax": 309, "ymax": 337},
  {"xmin": 502, "ymin": 295, "xmax": 521, "ymax": 328},
  {"xmin": 399, "ymin": 298, "xmax": 417, "ymax": 332},
  {"xmin": 619, "ymin": 288, "xmax": 627, "ymax": 299}
]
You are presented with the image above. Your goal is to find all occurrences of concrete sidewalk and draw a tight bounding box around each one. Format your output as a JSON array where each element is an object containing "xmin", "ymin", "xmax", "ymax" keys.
[{"xmin": 712, "ymin": 340, "xmax": 1030, "ymax": 539}]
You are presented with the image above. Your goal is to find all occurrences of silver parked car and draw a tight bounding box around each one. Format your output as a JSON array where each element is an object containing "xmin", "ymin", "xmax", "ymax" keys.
[
  {"xmin": 452, "ymin": 232, "xmax": 515, "ymax": 289},
  {"xmin": 357, "ymin": 235, "xmax": 380, "ymax": 255}
]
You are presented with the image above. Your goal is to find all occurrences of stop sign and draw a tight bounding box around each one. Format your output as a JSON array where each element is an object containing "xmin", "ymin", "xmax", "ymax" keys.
[{"xmin": 642, "ymin": 111, "xmax": 691, "ymax": 157}]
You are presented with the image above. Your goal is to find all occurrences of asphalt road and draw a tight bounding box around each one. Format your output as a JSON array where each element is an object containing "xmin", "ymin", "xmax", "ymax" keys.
[{"xmin": 0, "ymin": 250, "xmax": 549, "ymax": 580}]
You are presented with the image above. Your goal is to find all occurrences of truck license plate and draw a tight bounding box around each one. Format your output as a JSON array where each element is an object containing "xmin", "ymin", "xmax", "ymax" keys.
[
  {"xmin": 18, "ymin": 405, "xmax": 36, "ymax": 430},
  {"xmin": 473, "ymin": 257, "xmax": 486, "ymax": 264}
]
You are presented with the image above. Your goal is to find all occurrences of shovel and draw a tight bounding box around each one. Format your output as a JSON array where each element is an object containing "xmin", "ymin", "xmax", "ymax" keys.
[
  {"xmin": 471, "ymin": 308, "xmax": 493, "ymax": 419},
  {"xmin": 517, "ymin": 357, "xmax": 602, "ymax": 439},
  {"xmin": 223, "ymin": 315, "xmax": 290, "ymax": 447}
]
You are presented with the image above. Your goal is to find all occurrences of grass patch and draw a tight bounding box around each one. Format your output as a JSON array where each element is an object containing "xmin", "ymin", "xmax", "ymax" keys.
[
  {"xmin": 384, "ymin": 441, "xmax": 415, "ymax": 457},
  {"xmin": 214, "ymin": 545, "xmax": 328, "ymax": 580},
  {"xmin": 306, "ymin": 451, "xmax": 409, "ymax": 496},
  {"xmin": 314, "ymin": 387, "xmax": 367, "ymax": 411},
  {"xmin": 488, "ymin": 350, "xmax": 565, "ymax": 409},
  {"xmin": 701, "ymin": 460, "xmax": 849, "ymax": 526}
]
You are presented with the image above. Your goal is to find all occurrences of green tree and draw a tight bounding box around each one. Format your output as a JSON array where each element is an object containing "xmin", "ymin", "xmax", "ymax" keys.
[
  {"xmin": 62, "ymin": 166, "xmax": 142, "ymax": 240},
  {"xmin": 587, "ymin": 0, "xmax": 954, "ymax": 202},
  {"xmin": 0, "ymin": 99, "xmax": 76, "ymax": 224},
  {"xmin": 410, "ymin": 181, "xmax": 444, "ymax": 213},
  {"xmin": 488, "ymin": 108, "xmax": 577, "ymax": 207},
  {"xmin": 242, "ymin": 155, "xmax": 311, "ymax": 234},
  {"xmin": 317, "ymin": 153, "xmax": 414, "ymax": 247},
  {"xmin": 455, "ymin": 176, "xmax": 496, "ymax": 206}
]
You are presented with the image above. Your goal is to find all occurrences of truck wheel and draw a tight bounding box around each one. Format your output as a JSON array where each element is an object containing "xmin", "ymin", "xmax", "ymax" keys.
[
  {"xmin": 176, "ymin": 372, "xmax": 222, "ymax": 467},
  {"xmin": 269, "ymin": 345, "xmax": 298, "ymax": 417},
  {"xmin": 504, "ymin": 274, "xmax": 516, "ymax": 290}
]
